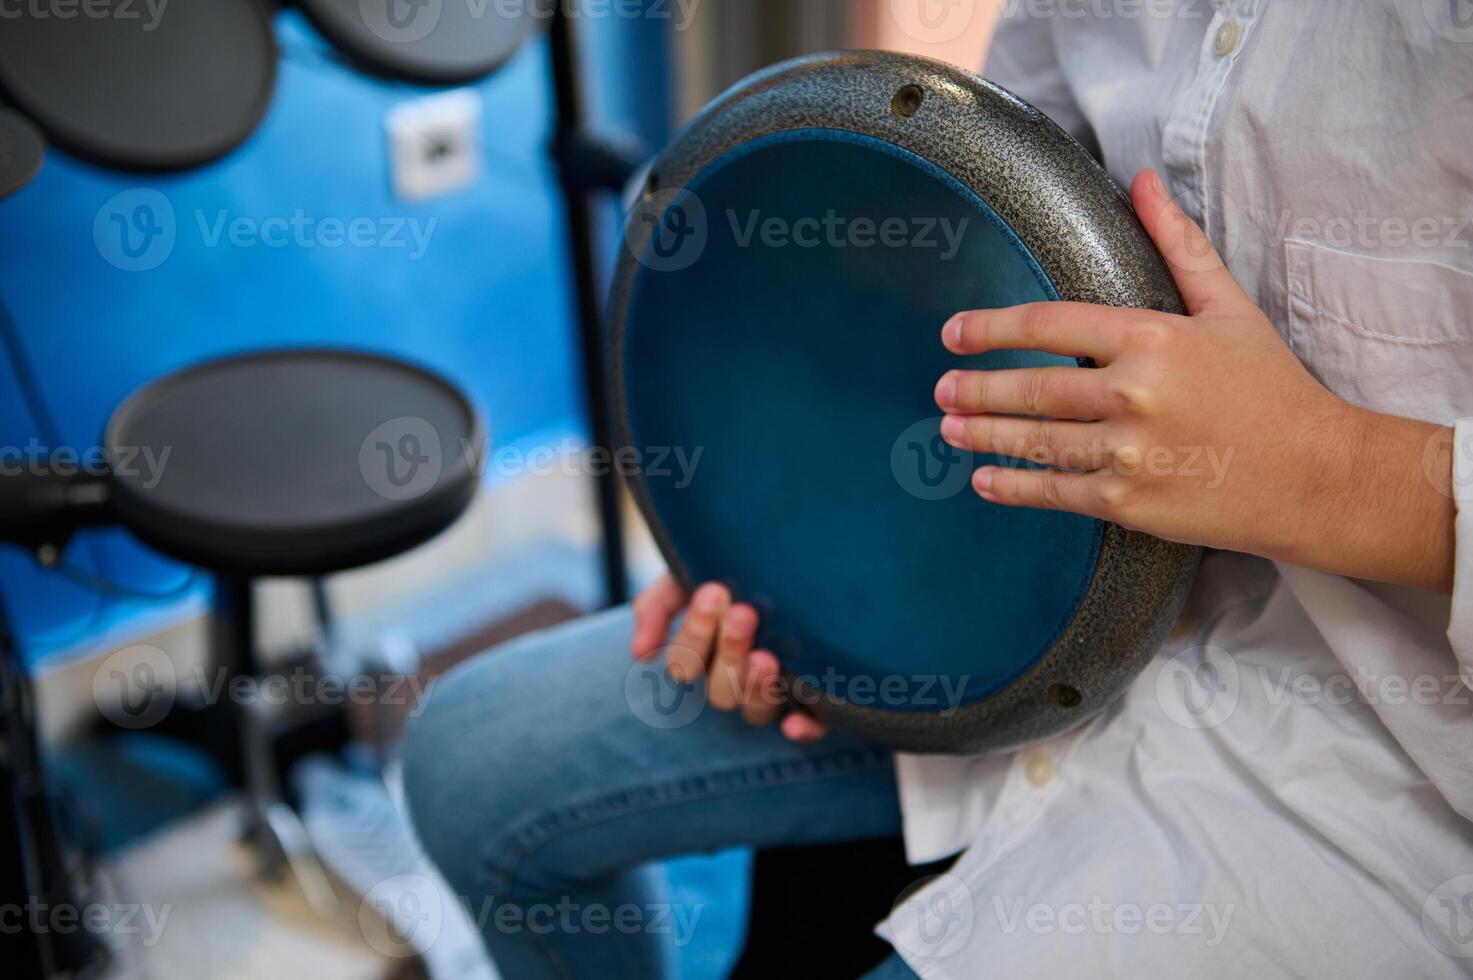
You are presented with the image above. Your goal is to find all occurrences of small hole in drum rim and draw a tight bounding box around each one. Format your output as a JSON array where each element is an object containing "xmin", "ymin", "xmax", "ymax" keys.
[
  {"xmin": 645, "ymin": 173, "xmax": 661, "ymax": 197},
  {"xmin": 892, "ymin": 85, "xmax": 925, "ymax": 119},
  {"xmin": 1048, "ymin": 684, "xmax": 1084, "ymax": 709}
]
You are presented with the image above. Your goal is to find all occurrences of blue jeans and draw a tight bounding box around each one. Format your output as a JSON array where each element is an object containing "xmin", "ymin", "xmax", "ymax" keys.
[{"xmin": 401, "ymin": 607, "xmax": 918, "ymax": 979}]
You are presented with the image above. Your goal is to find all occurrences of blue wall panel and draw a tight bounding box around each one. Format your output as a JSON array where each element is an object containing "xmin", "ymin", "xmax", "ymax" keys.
[{"xmin": 0, "ymin": 9, "xmax": 674, "ymax": 667}]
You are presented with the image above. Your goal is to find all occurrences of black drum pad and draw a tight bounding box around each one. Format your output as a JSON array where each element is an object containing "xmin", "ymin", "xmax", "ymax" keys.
[
  {"xmin": 0, "ymin": 0, "xmax": 277, "ymax": 171},
  {"xmin": 301, "ymin": 0, "xmax": 541, "ymax": 85},
  {"xmin": 105, "ymin": 350, "xmax": 482, "ymax": 577}
]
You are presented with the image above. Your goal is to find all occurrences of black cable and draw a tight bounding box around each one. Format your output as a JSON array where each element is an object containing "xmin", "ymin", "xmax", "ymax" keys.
[{"xmin": 0, "ymin": 299, "xmax": 198, "ymax": 611}]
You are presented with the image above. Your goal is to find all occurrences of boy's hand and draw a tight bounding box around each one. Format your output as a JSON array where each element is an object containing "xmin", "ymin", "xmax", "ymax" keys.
[
  {"xmin": 630, "ymin": 575, "xmax": 829, "ymax": 742},
  {"xmin": 936, "ymin": 169, "xmax": 1455, "ymax": 591}
]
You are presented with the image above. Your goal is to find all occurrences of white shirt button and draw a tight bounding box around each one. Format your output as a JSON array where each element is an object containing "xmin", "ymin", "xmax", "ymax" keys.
[
  {"xmin": 1024, "ymin": 751, "xmax": 1056, "ymax": 788},
  {"xmin": 1214, "ymin": 20, "xmax": 1243, "ymax": 57}
]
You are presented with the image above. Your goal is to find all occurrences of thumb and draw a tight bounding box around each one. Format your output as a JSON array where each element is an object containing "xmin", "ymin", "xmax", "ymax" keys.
[{"xmin": 1131, "ymin": 169, "xmax": 1245, "ymax": 316}]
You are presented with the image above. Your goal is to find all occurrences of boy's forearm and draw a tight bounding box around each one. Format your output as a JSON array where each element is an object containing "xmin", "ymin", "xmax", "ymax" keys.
[{"xmin": 1289, "ymin": 410, "xmax": 1457, "ymax": 594}]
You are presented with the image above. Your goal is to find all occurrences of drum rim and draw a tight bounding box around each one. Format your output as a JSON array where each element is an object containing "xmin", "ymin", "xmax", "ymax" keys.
[
  {"xmin": 0, "ymin": 0, "xmax": 278, "ymax": 172},
  {"xmin": 0, "ymin": 106, "xmax": 46, "ymax": 199},
  {"xmin": 103, "ymin": 347, "xmax": 484, "ymax": 577},
  {"xmin": 609, "ymin": 50, "xmax": 1202, "ymax": 753}
]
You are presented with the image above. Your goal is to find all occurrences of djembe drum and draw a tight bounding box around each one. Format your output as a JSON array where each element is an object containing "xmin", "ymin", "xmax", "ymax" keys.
[{"xmin": 612, "ymin": 52, "xmax": 1200, "ymax": 754}]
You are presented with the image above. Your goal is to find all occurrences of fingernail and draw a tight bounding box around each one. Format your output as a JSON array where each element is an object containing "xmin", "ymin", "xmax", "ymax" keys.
[
  {"xmin": 1151, "ymin": 169, "xmax": 1165, "ymax": 195},
  {"xmin": 935, "ymin": 374, "xmax": 958, "ymax": 408},
  {"xmin": 944, "ymin": 315, "xmax": 965, "ymax": 348},
  {"xmin": 940, "ymin": 415, "xmax": 967, "ymax": 445},
  {"xmin": 694, "ymin": 584, "xmax": 723, "ymax": 612},
  {"xmin": 974, "ymin": 467, "xmax": 995, "ymax": 495}
]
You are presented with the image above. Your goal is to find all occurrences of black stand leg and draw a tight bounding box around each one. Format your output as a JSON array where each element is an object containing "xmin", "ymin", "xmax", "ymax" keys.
[
  {"xmin": 210, "ymin": 575, "xmax": 337, "ymax": 913},
  {"xmin": 549, "ymin": 1, "xmax": 631, "ymax": 608},
  {"xmin": 0, "ymin": 600, "xmax": 105, "ymax": 978}
]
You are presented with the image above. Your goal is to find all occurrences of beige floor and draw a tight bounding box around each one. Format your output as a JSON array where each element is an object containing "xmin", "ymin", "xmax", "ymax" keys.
[{"xmin": 101, "ymin": 802, "xmax": 398, "ymax": 980}]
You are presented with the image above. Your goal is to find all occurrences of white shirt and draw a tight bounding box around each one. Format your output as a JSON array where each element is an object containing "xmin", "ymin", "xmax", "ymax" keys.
[{"xmin": 881, "ymin": 2, "xmax": 1473, "ymax": 976}]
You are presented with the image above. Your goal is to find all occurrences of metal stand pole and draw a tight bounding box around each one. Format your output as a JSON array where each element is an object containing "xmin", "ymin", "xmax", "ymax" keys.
[
  {"xmin": 549, "ymin": 1, "xmax": 631, "ymax": 608},
  {"xmin": 0, "ymin": 598, "xmax": 104, "ymax": 978}
]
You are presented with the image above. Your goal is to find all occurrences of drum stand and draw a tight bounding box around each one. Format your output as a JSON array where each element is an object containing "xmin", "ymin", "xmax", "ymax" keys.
[{"xmin": 548, "ymin": 1, "xmax": 645, "ymax": 607}]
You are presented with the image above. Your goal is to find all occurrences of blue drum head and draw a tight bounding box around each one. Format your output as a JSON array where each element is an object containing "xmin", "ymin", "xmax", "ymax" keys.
[{"xmin": 613, "ymin": 52, "xmax": 1200, "ymax": 753}]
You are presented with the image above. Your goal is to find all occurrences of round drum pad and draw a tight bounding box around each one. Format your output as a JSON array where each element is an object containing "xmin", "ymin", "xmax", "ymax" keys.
[
  {"xmin": 0, "ymin": 107, "xmax": 44, "ymax": 199},
  {"xmin": 612, "ymin": 52, "xmax": 1201, "ymax": 754},
  {"xmin": 0, "ymin": 0, "xmax": 277, "ymax": 171},
  {"xmin": 300, "ymin": 0, "xmax": 542, "ymax": 85},
  {"xmin": 105, "ymin": 350, "xmax": 483, "ymax": 577}
]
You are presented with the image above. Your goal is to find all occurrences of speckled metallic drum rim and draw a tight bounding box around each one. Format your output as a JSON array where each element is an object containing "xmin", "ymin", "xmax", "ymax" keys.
[{"xmin": 610, "ymin": 51, "xmax": 1202, "ymax": 754}]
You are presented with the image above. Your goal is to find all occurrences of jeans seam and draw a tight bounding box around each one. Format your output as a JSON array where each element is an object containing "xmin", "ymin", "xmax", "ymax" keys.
[{"xmin": 479, "ymin": 744, "xmax": 894, "ymax": 897}]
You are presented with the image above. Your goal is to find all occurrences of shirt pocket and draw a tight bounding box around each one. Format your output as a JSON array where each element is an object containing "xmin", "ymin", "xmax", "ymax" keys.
[{"xmin": 1285, "ymin": 239, "xmax": 1473, "ymax": 424}]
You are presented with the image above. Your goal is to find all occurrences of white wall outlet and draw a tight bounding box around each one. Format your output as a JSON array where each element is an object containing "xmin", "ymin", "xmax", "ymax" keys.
[{"xmin": 386, "ymin": 89, "xmax": 483, "ymax": 203}]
